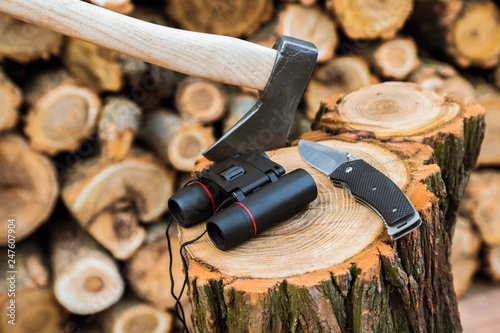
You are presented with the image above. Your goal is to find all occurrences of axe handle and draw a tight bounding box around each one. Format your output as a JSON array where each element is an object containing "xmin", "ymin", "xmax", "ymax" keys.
[{"xmin": 0, "ymin": 0, "xmax": 277, "ymax": 91}]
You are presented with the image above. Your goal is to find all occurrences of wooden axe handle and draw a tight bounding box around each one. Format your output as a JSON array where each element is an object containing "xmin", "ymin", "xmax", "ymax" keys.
[{"xmin": 0, "ymin": 0, "xmax": 278, "ymax": 90}]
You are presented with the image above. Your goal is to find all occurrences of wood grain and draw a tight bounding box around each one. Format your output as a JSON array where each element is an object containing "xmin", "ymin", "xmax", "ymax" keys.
[{"xmin": 0, "ymin": 0, "xmax": 277, "ymax": 90}]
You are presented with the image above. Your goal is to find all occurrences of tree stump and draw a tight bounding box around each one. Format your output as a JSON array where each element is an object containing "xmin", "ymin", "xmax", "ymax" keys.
[
  {"xmin": 312, "ymin": 82, "xmax": 485, "ymax": 235},
  {"xmin": 180, "ymin": 137, "xmax": 462, "ymax": 332}
]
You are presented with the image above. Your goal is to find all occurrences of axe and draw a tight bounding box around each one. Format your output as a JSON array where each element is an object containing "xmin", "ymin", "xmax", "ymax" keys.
[{"xmin": 0, "ymin": 0, "xmax": 318, "ymax": 161}]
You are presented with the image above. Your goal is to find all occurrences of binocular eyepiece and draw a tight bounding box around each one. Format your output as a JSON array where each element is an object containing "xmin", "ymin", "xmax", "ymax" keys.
[{"xmin": 168, "ymin": 150, "xmax": 317, "ymax": 250}]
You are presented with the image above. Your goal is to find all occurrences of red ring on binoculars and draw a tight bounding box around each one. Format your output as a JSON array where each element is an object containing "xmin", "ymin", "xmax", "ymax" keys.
[
  {"xmin": 235, "ymin": 202, "xmax": 257, "ymax": 236},
  {"xmin": 195, "ymin": 181, "xmax": 215, "ymax": 214}
]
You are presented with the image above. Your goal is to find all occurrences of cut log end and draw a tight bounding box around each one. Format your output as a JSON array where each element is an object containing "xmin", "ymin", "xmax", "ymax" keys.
[
  {"xmin": 329, "ymin": 0, "xmax": 413, "ymax": 39},
  {"xmin": 476, "ymin": 90, "xmax": 500, "ymax": 166},
  {"xmin": 0, "ymin": 134, "xmax": 58, "ymax": 245},
  {"xmin": 486, "ymin": 246, "xmax": 500, "ymax": 282},
  {"xmin": 0, "ymin": 68, "xmax": 22, "ymax": 131},
  {"xmin": 24, "ymin": 77, "xmax": 101, "ymax": 155},
  {"xmin": 175, "ymin": 78, "xmax": 227, "ymax": 123},
  {"xmin": 369, "ymin": 37, "xmax": 419, "ymax": 80}
]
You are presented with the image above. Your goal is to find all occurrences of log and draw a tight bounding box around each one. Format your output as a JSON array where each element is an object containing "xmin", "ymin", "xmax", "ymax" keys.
[
  {"xmin": 181, "ymin": 137, "xmax": 463, "ymax": 332},
  {"xmin": 24, "ymin": 70, "xmax": 101, "ymax": 155},
  {"xmin": 61, "ymin": 149, "xmax": 175, "ymax": 259},
  {"xmin": 98, "ymin": 96, "xmax": 142, "ymax": 161},
  {"xmin": 0, "ymin": 134, "xmax": 58, "ymax": 245},
  {"xmin": 361, "ymin": 36, "xmax": 419, "ymax": 80},
  {"xmin": 90, "ymin": 0, "xmax": 134, "ymax": 14},
  {"xmin": 0, "ymin": 241, "xmax": 68, "ymax": 333},
  {"xmin": 50, "ymin": 219, "xmax": 125, "ymax": 315},
  {"xmin": 451, "ymin": 216, "xmax": 481, "ymax": 298},
  {"xmin": 139, "ymin": 109, "xmax": 216, "ymax": 172},
  {"xmin": 495, "ymin": 66, "xmax": 500, "ymax": 88},
  {"xmin": 461, "ymin": 171, "xmax": 500, "ymax": 247},
  {"xmin": 223, "ymin": 93, "xmax": 259, "ymax": 133},
  {"xmin": 409, "ymin": 59, "xmax": 476, "ymax": 104},
  {"xmin": 485, "ymin": 245, "xmax": 500, "ymax": 282},
  {"xmin": 62, "ymin": 38, "xmax": 123, "ymax": 92},
  {"xmin": 304, "ymin": 56, "xmax": 377, "ymax": 119},
  {"xmin": 276, "ymin": 4, "xmax": 338, "ymax": 62},
  {"xmin": 165, "ymin": 0, "xmax": 274, "ymax": 38},
  {"xmin": 326, "ymin": 0, "xmax": 413, "ymax": 40},
  {"xmin": 97, "ymin": 296, "xmax": 174, "ymax": 333},
  {"xmin": 0, "ymin": 67, "xmax": 21, "ymax": 132},
  {"xmin": 474, "ymin": 87, "xmax": 500, "ymax": 166},
  {"xmin": 175, "ymin": 77, "xmax": 227, "ymax": 123},
  {"xmin": 313, "ymin": 82, "xmax": 485, "ymax": 235},
  {"xmin": 413, "ymin": 0, "xmax": 500, "ymax": 68},
  {"xmin": 0, "ymin": 14, "xmax": 62, "ymax": 63}
]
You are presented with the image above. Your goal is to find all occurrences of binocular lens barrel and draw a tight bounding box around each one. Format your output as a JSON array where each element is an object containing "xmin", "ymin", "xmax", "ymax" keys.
[
  {"xmin": 168, "ymin": 181, "xmax": 225, "ymax": 227},
  {"xmin": 207, "ymin": 168, "xmax": 317, "ymax": 250}
]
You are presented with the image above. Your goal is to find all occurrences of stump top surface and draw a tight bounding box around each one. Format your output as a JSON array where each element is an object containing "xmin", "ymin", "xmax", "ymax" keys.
[{"xmin": 180, "ymin": 140, "xmax": 409, "ymax": 278}]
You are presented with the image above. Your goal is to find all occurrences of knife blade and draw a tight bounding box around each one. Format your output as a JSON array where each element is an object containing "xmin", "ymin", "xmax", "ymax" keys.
[{"xmin": 298, "ymin": 140, "xmax": 421, "ymax": 240}]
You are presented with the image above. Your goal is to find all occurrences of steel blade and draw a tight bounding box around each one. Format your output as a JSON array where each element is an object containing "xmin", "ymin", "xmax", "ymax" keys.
[{"xmin": 298, "ymin": 140, "xmax": 353, "ymax": 175}]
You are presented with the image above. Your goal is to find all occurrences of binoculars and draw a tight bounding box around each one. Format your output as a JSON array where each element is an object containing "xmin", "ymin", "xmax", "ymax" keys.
[{"xmin": 168, "ymin": 150, "xmax": 317, "ymax": 250}]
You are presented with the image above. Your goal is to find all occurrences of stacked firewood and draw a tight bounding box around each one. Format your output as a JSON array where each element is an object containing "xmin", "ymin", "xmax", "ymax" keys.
[{"xmin": 0, "ymin": 0, "xmax": 499, "ymax": 331}]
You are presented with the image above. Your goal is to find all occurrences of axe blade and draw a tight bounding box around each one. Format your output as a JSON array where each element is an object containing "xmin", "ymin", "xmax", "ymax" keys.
[{"xmin": 203, "ymin": 36, "xmax": 318, "ymax": 162}]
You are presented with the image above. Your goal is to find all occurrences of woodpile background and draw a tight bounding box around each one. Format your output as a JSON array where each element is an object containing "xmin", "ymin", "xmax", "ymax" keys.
[{"xmin": 0, "ymin": 0, "xmax": 499, "ymax": 332}]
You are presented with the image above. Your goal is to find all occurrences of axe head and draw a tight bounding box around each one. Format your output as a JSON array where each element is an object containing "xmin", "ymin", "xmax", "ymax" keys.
[{"xmin": 203, "ymin": 36, "xmax": 318, "ymax": 162}]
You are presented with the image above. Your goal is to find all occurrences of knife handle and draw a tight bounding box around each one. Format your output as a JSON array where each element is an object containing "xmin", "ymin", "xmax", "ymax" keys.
[
  {"xmin": 0, "ymin": 0, "xmax": 277, "ymax": 91},
  {"xmin": 329, "ymin": 159, "xmax": 421, "ymax": 239}
]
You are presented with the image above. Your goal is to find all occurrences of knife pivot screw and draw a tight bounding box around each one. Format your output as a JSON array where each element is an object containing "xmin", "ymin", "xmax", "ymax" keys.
[
  {"xmin": 372, "ymin": 186, "xmax": 377, "ymax": 191},
  {"xmin": 392, "ymin": 208, "xmax": 398, "ymax": 212},
  {"xmin": 345, "ymin": 167, "xmax": 353, "ymax": 173}
]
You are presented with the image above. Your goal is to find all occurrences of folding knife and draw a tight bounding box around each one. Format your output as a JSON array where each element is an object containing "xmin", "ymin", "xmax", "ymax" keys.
[{"xmin": 298, "ymin": 140, "xmax": 421, "ymax": 240}]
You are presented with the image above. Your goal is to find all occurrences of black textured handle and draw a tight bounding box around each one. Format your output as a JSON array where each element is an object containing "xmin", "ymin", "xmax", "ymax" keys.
[{"xmin": 329, "ymin": 160, "xmax": 415, "ymax": 227}]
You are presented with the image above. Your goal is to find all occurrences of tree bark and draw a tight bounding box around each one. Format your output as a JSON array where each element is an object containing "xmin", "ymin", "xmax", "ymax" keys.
[
  {"xmin": 50, "ymin": 219, "xmax": 125, "ymax": 315},
  {"xmin": 139, "ymin": 109, "xmax": 216, "ymax": 172},
  {"xmin": 0, "ymin": 67, "xmax": 21, "ymax": 132},
  {"xmin": 360, "ymin": 36, "xmax": 420, "ymax": 80},
  {"xmin": 0, "ymin": 134, "xmax": 58, "ymax": 245},
  {"xmin": 326, "ymin": 0, "xmax": 413, "ymax": 40},
  {"xmin": 0, "ymin": 241, "xmax": 69, "ymax": 333},
  {"xmin": 181, "ymin": 135, "xmax": 464, "ymax": 332},
  {"xmin": 165, "ymin": 0, "xmax": 274, "ymax": 38},
  {"xmin": 98, "ymin": 96, "xmax": 142, "ymax": 161},
  {"xmin": 312, "ymin": 82, "xmax": 485, "ymax": 236},
  {"xmin": 24, "ymin": 70, "xmax": 101, "ymax": 155},
  {"xmin": 408, "ymin": 59, "xmax": 476, "ymax": 104},
  {"xmin": 61, "ymin": 149, "xmax": 175, "ymax": 259},
  {"xmin": 0, "ymin": 14, "xmax": 62, "ymax": 63},
  {"xmin": 175, "ymin": 77, "xmax": 228, "ymax": 123},
  {"xmin": 304, "ymin": 56, "xmax": 377, "ymax": 119},
  {"xmin": 97, "ymin": 295, "xmax": 175, "ymax": 333}
]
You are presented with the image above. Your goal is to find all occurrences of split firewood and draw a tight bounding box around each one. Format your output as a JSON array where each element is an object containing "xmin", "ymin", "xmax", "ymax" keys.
[
  {"xmin": 326, "ymin": 0, "xmax": 413, "ymax": 40},
  {"xmin": 223, "ymin": 93, "xmax": 258, "ymax": 132},
  {"xmin": 409, "ymin": 59, "xmax": 476, "ymax": 104},
  {"xmin": 62, "ymin": 38, "xmax": 123, "ymax": 92},
  {"xmin": 304, "ymin": 56, "xmax": 377, "ymax": 119},
  {"xmin": 98, "ymin": 96, "xmax": 142, "ymax": 161},
  {"xmin": 0, "ymin": 241, "xmax": 68, "ymax": 333},
  {"xmin": 182, "ymin": 136, "xmax": 463, "ymax": 332},
  {"xmin": 0, "ymin": 134, "xmax": 58, "ymax": 246},
  {"xmin": 461, "ymin": 171, "xmax": 500, "ymax": 247},
  {"xmin": 451, "ymin": 216, "xmax": 481, "ymax": 298},
  {"xmin": 0, "ymin": 14, "xmax": 62, "ymax": 63},
  {"xmin": 61, "ymin": 149, "xmax": 175, "ymax": 259},
  {"xmin": 97, "ymin": 296, "xmax": 175, "ymax": 333},
  {"xmin": 24, "ymin": 70, "xmax": 101, "ymax": 155},
  {"xmin": 50, "ymin": 219, "xmax": 125, "ymax": 315},
  {"xmin": 485, "ymin": 245, "xmax": 500, "ymax": 282},
  {"xmin": 414, "ymin": 0, "xmax": 500, "ymax": 68},
  {"xmin": 276, "ymin": 4, "xmax": 338, "ymax": 62},
  {"xmin": 313, "ymin": 82, "xmax": 485, "ymax": 235},
  {"xmin": 474, "ymin": 86, "xmax": 500, "ymax": 166},
  {"xmin": 361, "ymin": 36, "xmax": 419, "ymax": 80},
  {"xmin": 139, "ymin": 109, "xmax": 216, "ymax": 172},
  {"xmin": 89, "ymin": 0, "xmax": 134, "ymax": 14},
  {"xmin": 175, "ymin": 77, "xmax": 227, "ymax": 123},
  {"xmin": 165, "ymin": 0, "xmax": 274, "ymax": 38},
  {"xmin": 0, "ymin": 67, "xmax": 21, "ymax": 132}
]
